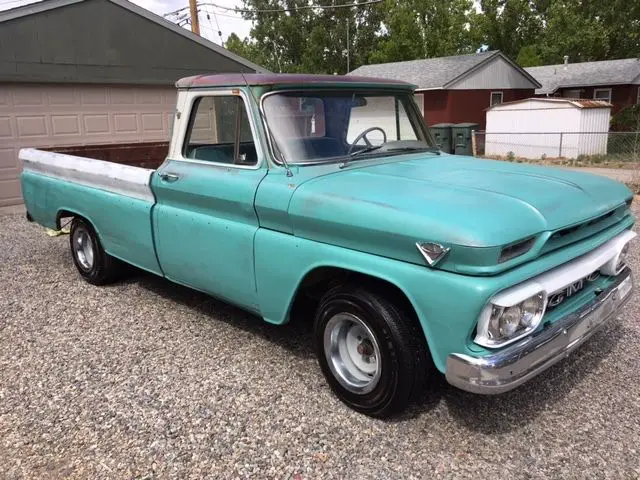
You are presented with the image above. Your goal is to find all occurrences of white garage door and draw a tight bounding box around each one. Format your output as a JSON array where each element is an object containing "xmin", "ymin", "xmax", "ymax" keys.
[{"xmin": 0, "ymin": 83, "xmax": 176, "ymax": 206}]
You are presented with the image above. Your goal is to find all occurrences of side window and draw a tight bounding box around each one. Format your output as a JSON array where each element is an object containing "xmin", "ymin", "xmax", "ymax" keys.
[{"xmin": 183, "ymin": 95, "xmax": 257, "ymax": 166}]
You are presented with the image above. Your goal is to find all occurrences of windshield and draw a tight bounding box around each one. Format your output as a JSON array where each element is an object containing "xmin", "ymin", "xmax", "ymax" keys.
[{"xmin": 262, "ymin": 90, "xmax": 435, "ymax": 165}]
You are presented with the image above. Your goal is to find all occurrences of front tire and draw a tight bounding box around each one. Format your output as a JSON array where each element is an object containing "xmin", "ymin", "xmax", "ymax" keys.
[
  {"xmin": 313, "ymin": 284, "xmax": 430, "ymax": 417},
  {"xmin": 70, "ymin": 218, "xmax": 122, "ymax": 285}
]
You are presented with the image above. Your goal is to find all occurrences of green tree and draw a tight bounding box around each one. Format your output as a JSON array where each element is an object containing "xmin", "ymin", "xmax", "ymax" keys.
[
  {"xmin": 477, "ymin": 0, "xmax": 544, "ymax": 60},
  {"xmin": 516, "ymin": 45, "xmax": 543, "ymax": 67},
  {"xmin": 225, "ymin": 0, "xmax": 385, "ymax": 74},
  {"xmin": 370, "ymin": 0, "xmax": 480, "ymax": 64},
  {"xmin": 224, "ymin": 0, "xmax": 478, "ymax": 73},
  {"xmin": 224, "ymin": 33, "xmax": 263, "ymax": 66},
  {"xmin": 539, "ymin": 0, "xmax": 640, "ymax": 63},
  {"xmin": 224, "ymin": 0, "xmax": 640, "ymax": 73}
]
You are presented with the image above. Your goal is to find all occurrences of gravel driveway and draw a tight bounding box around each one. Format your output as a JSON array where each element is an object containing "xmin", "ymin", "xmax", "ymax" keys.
[{"xmin": 1, "ymin": 207, "xmax": 639, "ymax": 479}]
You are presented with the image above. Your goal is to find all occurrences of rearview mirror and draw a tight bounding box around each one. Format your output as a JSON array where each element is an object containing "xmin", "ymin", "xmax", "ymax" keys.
[{"xmin": 350, "ymin": 97, "xmax": 368, "ymax": 108}]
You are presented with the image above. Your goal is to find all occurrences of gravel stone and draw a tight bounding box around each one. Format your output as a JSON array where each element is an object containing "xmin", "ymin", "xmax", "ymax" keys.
[{"xmin": 1, "ymin": 206, "xmax": 639, "ymax": 478}]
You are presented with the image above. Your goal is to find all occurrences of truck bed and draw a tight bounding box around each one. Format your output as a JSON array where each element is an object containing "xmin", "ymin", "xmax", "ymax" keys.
[
  {"xmin": 20, "ymin": 142, "xmax": 167, "ymax": 275},
  {"xmin": 41, "ymin": 141, "xmax": 169, "ymax": 170},
  {"xmin": 21, "ymin": 141, "xmax": 168, "ymax": 203}
]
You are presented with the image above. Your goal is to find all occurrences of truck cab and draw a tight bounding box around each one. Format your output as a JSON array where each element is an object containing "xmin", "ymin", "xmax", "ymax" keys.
[{"xmin": 20, "ymin": 74, "xmax": 636, "ymax": 417}]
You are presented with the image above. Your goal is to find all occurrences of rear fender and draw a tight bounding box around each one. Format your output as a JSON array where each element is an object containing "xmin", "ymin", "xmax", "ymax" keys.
[{"xmin": 21, "ymin": 171, "xmax": 162, "ymax": 275}]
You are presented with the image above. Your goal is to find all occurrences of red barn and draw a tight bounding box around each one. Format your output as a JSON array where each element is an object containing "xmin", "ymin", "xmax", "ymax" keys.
[{"xmin": 350, "ymin": 51, "xmax": 540, "ymax": 130}]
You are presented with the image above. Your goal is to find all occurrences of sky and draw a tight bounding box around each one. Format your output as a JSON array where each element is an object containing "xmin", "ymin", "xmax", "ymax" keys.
[{"xmin": 0, "ymin": 0, "xmax": 253, "ymax": 44}]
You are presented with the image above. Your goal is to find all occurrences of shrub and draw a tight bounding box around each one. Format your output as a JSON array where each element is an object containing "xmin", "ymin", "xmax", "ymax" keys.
[{"xmin": 611, "ymin": 104, "xmax": 640, "ymax": 132}]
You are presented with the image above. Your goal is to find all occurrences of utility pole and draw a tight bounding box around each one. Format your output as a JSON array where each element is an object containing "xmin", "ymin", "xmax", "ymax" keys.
[
  {"xmin": 342, "ymin": 15, "xmax": 350, "ymax": 73},
  {"xmin": 189, "ymin": 0, "xmax": 200, "ymax": 35},
  {"xmin": 346, "ymin": 18, "xmax": 350, "ymax": 73}
]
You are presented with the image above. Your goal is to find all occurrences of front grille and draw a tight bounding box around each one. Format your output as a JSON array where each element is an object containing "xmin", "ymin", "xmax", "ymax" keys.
[
  {"xmin": 550, "ymin": 210, "xmax": 616, "ymax": 240},
  {"xmin": 542, "ymin": 205, "xmax": 629, "ymax": 256},
  {"xmin": 545, "ymin": 270, "xmax": 602, "ymax": 311}
]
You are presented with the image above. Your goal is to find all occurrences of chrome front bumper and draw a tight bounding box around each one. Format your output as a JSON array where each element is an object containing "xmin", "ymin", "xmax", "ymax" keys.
[{"xmin": 446, "ymin": 268, "xmax": 633, "ymax": 394}]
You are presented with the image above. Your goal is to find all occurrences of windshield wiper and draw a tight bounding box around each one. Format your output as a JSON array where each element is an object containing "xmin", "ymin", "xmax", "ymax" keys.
[
  {"xmin": 340, "ymin": 145, "xmax": 384, "ymax": 169},
  {"xmin": 340, "ymin": 144, "xmax": 440, "ymax": 169},
  {"xmin": 386, "ymin": 146, "xmax": 441, "ymax": 154},
  {"xmin": 349, "ymin": 145, "xmax": 385, "ymax": 157}
]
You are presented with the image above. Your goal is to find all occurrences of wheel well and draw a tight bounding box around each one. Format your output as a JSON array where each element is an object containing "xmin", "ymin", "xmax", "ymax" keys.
[
  {"xmin": 290, "ymin": 267, "xmax": 419, "ymax": 327},
  {"xmin": 56, "ymin": 209, "xmax": 81, "ymax": 229}
]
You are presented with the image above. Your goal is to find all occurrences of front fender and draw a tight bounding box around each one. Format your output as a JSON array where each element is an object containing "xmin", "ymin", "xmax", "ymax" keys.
[{"xmin": 253, "ymin": 228, "xmax": 494, "ymax": 372}]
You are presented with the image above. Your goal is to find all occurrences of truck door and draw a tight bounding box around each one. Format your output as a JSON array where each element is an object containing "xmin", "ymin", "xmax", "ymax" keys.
[{"xmin": 151, "ymin": 89, "xmax": 267, "ymax": 312}]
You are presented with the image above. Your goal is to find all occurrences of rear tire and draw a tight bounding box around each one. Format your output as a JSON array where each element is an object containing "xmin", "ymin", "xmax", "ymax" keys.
[
  {"xmin": 313, "ymin": 284, "xmax": 430, "ymax": 418},
  {"xmin": 69, "ymin": 218, "xmax": 123, "ymax": 285}
]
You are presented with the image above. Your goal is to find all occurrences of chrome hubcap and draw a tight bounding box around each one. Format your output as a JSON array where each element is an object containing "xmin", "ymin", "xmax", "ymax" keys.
[
  {"xmin": 73, "ymin": 228, "xmax": 94, "ymax": 270},
  {"xmin": 324, "ymin": 313, "xmax": 382, "ymax": 394}
]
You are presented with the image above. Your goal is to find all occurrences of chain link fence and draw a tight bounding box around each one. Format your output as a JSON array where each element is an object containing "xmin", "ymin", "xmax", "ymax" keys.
[{"xmin": 472, "ymin": 131, "xmax": 640, "ymax": 165}]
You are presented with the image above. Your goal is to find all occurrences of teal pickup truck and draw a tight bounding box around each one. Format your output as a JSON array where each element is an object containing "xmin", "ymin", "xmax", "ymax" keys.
[{"xmin": 21, "ymin": 74, "xmax": 636, "ymax": 417}]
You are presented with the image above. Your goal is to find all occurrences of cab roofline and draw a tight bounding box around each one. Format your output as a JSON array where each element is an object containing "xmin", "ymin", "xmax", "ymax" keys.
[{"xmin": 175, "ymin": 73, "xmax": 416, "ymax": 90}]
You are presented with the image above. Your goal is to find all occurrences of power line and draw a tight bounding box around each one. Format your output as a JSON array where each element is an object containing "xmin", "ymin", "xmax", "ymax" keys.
[
  {"xmin": 202, "ymin": 5, "xmax": 223, "ymax": 45},
  {"xmin": 167, "ymin": 5, "xmax": 238, "ymax": 23},
  {"xmin": 205, "ymin": 0, "xmax": 382, "ymax": 13},
  {"xmin": 164, "ymin": 0, "xmax": 382, "ymax": 18},
  {"xmin": 194, "ymin": 9, "xmax": 243, "ymax": 19}
]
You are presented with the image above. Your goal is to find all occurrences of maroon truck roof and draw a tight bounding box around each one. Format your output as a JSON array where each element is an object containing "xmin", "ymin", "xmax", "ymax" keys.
[{"xmin": 175, "ymin": 73, "xmax": 415, "ymax": 89}]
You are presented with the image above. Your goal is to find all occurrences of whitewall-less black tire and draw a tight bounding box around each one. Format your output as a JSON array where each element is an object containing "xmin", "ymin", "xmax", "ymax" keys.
[
  {"xmin": 70, "ymin": 218, "xmax": 123, "ymax": 285},
  {"xmin": 313, "ymin": 284, "xmax": 430, "ymax": 417}
]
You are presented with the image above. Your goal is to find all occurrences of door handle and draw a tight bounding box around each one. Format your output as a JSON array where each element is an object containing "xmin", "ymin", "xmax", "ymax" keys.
[{"xmin": 158, "ymin": 172, "xmax": 180, "ymax": 182}]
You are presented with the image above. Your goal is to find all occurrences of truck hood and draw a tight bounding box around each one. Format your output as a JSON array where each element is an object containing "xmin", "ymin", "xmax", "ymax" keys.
[{"xmin": 288, "ymin": 154, "xmax": 632, "ymax": 274}]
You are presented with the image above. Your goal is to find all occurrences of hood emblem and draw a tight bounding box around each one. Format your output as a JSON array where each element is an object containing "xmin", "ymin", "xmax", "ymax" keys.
[{"xmin": 416, "ymin": 242, "xmax": 450, "ymax": 267}]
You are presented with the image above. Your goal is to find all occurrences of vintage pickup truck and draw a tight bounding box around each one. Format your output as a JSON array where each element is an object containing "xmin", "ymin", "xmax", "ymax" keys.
[{"xmin": 20, "ymin": 74, "xmax": 635, "ymax": 417}]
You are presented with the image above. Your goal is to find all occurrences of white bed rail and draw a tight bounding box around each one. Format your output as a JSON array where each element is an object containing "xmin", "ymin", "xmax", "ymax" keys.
[{"xmin": 20, "ymin": 148, "xmax": 155, "ymax": 203}]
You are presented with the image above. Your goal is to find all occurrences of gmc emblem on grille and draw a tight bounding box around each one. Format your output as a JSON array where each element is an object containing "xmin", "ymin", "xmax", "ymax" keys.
[{"xmin": 548, "ymin": 271, "xmax": 600, "ymax": 308}]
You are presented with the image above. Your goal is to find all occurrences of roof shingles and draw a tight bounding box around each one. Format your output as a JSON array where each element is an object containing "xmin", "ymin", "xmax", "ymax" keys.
[
  {"xmin": 349, "ymin": 51, "xmax": 499, "ymax": 90},
  {"xmin": 525, "ymin": 58, "xmax": 640, "ymax": 95}
]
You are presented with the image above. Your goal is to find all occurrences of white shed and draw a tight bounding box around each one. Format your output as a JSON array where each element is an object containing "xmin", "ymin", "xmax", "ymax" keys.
[{"xmin": 484, "ymin": 98, "xmax": 612, "ymax": 159}]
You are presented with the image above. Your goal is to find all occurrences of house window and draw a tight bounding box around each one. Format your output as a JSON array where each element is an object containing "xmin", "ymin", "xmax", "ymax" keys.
[
  {"xmin": 563, "ymin": 89, "xmax": 582, "ymax": 99},
  {"xmin": 593, "ymin": 88, "xmax": 612, "ymax": 103},
  {"xmin": 490, "ymin": 91, "xmax": 503, "ymax": 106}
]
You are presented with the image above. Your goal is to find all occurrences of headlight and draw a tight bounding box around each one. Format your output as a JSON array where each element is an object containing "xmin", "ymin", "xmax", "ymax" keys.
[
  {"xmin": 475, "ymin": 292, "xmax": 546, "ymax": 348},
  {"xmin": 616, "ymin": 243, "xmax": 630, "ymax": 272},
  {"xmin": 602, "ymin": 239, "xmax": 632, "ymax": 276}
]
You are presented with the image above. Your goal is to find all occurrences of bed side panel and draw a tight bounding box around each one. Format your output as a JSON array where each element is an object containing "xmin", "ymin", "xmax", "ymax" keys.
[{"xmin": 20, "ymin": 148, "xmax": 162, "ymax": 275}]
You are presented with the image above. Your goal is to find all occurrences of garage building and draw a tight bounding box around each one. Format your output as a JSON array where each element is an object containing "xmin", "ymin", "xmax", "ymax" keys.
[{"xmin": 0, "ymin": 0, "xmax": 267, "ymax": 206}]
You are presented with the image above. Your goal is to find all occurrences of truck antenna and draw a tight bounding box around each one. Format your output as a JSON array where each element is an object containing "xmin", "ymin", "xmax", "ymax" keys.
[{"xmin": 239, "ymin": 72, "xmax": 293, "ymax": 177}]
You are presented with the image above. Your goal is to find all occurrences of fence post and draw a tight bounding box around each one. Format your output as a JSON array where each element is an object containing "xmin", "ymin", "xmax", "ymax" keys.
[
  {"xmin": 558, "ymin": 132, "xmax": 563, "ymax": 158},
  {"xmin": 471, "ymin": 130, "xmax": 477, "ymax": 157}
]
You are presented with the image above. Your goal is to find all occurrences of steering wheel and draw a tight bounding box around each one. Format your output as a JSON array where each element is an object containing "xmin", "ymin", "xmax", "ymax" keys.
[{"xmin": 347, "ymin": 127, "xmax": 387, "ymax": 155}]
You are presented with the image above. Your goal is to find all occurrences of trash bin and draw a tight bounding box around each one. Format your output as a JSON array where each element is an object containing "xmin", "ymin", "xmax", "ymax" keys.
[
  {"xmin": 452, "ymin": 123, "xmax": 479, "ymax": 156},
  {"xmin": 430, "ymin": 123, "xmax": 454, "ymax": 154}
]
